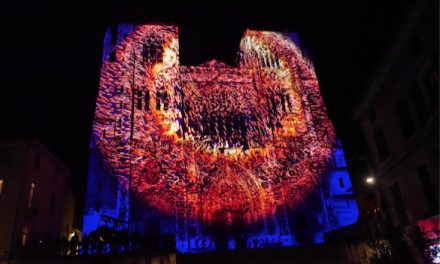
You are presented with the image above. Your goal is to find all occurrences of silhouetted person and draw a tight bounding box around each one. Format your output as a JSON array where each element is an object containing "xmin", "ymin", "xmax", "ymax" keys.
[
  {"xmin": 61, "ymin": 236, "xmax": 68, "ymax": 256},
  {"xmin": 69, "ymin": 232, "xmax": 79, "ymax": 256}
]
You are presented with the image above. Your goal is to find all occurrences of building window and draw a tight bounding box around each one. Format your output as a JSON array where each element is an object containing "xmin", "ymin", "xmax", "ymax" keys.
[
  {"xmin": 145, "ymin": 90, "xmax": 150, "ymax": 110},
  {"xmin": 339, "ymin": 178, "xmax": 344, "ymax": 188},
  {"xmin": 137, "ymin": 90, "xmax": 142, "ymax": 110},
  {"xmin": 49, "ymin": 193, "xmax": 56, "ymax": 213},
  {"xmin": 163, "ymin": 91, "xmax": 169, "ymax": 110},
  {"xmin": 142, "ymin": 44, "xmax": 149, "ymax": 60},
  {"xmin": 395, "ymin": 99, "xmax": 415, "ymax": 140},
  {"xmin": 390, "ymin": 182, "xmax": 408, "ymax": 224},
  {"xmin": 417, "ymin": 164, "xmax": 439, "ymax": 215},
  {"xmin": 268, "ymin": 55, "xmax": 273, "ymax": 68},
  {"xmin": 411, "ymin": 64, "xmax": 439, "ymax": 122},
  {"xmin": 273, "ymin": 56, "xmax": 279, "ymax": 68},
  {"xmin": 367, "ymin": 107, "xmax": 376, "ymax": 124},
  {"xmin": 373, "ymin": 126, "xmax": 390, "ymax": 162},
  {"xmin": 27, "ymin": 182, "xmax": 36, "ymax": 208},
  {"xmin": 156, "ymin": 91, "xmax": 161, "ymax": 110},
  {"xmin": 142, "ymin": 43, "xmax": 163, "ymax": 63}
]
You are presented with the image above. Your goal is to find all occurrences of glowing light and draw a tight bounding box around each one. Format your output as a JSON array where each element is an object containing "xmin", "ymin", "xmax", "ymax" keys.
[{"xmin": 366, "ymin": 177, "xmax": 375, "ymax": 184}]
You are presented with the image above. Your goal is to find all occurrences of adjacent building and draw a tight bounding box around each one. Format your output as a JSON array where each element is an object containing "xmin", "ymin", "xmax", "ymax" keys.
[
  {"xmin": 0, "ymin": 139, "xmax": 74, "ymax": 259},
  {"xmin": 352, "ymin": 0, "xmax": 438, "ymax": 229},
  {"xmin": 350, "ymin": 0, "xmax": 438, "ymax": 262}
]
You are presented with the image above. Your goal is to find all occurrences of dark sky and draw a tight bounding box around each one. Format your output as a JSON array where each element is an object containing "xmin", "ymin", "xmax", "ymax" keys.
[{"xmin": 1, "ymin": 0, "xmax": 410, "ymax": 219}]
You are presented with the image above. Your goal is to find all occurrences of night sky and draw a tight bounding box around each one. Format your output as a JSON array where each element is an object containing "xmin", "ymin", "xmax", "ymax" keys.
[{"xmin": 1, "ymin": 0, "xmax": 410, "ymax": 223}]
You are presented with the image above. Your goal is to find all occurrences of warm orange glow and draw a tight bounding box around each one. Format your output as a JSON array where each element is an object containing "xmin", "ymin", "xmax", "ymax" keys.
[{"xmin": 92, "ymin": 25, "xmax": 335, "ymax": 224}]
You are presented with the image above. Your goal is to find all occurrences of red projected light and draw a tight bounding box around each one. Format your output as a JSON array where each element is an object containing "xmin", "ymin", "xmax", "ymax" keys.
[{"xmin": 93, "ymin": 25, "xmax": 335, "ymax": 224}]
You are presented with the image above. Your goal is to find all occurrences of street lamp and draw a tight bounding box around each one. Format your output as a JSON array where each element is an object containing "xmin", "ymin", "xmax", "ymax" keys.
[
  {"xmin": 366, "ymin": 176, "xmax": 375, "ymax": 185},
  {"xmin": 365, "ymin": 175, "xmax": 382, "ymax": 219}
]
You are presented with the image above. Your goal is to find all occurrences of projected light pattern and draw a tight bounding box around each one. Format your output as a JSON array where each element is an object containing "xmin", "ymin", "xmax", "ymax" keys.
[
  {"xmin": 170, "ymin": 140, "xmax": 359, "ymax": 252},
  {"xmin": 84, "ymin": 24, "xmax": 359, "ymax": 252},
  {"xmin": 90, "ymin": 24, "xmax": 335, "ymax": 226}
]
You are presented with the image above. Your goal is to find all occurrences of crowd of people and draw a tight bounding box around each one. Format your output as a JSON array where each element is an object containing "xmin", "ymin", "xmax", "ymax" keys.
[{"xmin": 11, "ymin": 226, "xmax": 175, "ymax": 260}]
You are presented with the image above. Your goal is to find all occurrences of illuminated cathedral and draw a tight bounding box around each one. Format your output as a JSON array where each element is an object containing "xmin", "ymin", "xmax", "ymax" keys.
[{"xmin": 83, "ymin": 24, "xmax": 359, "ymax": 252}]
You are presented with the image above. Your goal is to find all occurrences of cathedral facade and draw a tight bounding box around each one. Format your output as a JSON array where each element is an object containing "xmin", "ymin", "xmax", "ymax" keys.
[{"xmin": 83, "ymin": 24, "xmax": 358, "ymax": 252}]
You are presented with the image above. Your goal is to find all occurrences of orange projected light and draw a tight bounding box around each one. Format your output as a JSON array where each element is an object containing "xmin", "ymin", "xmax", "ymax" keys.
[{"xmin": 93, "ymin": 25, "xmax": 335, "ymax": 224}]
